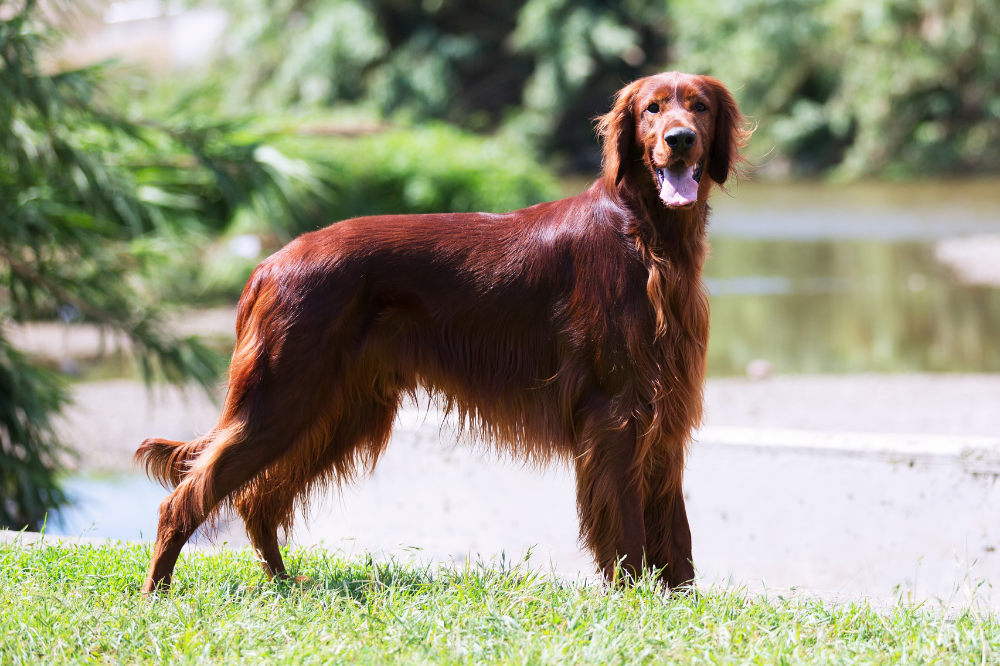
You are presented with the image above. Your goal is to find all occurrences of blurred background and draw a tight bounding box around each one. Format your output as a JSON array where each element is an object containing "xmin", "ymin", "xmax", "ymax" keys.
[{"xmin": 3, "ymin": 0, "xmax": 1000, "ymax": 601}]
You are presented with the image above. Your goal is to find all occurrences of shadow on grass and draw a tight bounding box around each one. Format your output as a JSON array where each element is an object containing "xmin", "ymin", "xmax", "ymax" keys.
[{"xmin": 277, "ymin": 546, "xmax": 571, "ymax": 605}]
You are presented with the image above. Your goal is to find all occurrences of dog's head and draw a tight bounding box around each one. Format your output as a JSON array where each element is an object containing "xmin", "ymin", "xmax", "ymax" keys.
[{"xmin": 597, "ymin": 72, "xmax": 748, "ymax": 208}]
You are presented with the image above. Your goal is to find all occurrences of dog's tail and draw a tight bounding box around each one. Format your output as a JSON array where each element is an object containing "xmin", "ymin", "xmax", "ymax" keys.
[{"xmin": 135, "ymin": 436, "xmax": 210, "ymax": 489}]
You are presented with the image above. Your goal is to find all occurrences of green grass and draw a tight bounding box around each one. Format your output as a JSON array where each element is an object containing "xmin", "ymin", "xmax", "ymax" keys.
[{"xmin": 0, "ymin": 541, "xmax": 996, "ymax": 664}]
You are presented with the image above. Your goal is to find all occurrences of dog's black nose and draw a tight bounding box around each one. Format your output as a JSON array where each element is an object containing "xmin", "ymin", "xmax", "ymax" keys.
[{"xmin": 664, "ymin": 127, "xmax": 697, "ymax": 151}]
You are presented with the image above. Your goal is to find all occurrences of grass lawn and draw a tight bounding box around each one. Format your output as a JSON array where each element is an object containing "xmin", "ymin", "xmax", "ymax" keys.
[{"xmin": 0, "ymin": 540, "xmax": 996, "ymax": 664}]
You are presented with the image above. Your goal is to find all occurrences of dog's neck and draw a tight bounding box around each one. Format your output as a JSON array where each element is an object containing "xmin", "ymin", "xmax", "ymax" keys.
[
  {"xmin": 591, "ymin": 166, "xmax": 710, "ymax": 342},
  {"xmin": 602, "ymin": 166, "xmax": 711, "ymax": 265}
]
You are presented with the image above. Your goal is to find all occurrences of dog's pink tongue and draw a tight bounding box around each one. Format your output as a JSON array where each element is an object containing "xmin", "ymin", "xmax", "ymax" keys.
[{"xmin": 659, "ymin": 166, "xmax": 699, "ymax": 207}]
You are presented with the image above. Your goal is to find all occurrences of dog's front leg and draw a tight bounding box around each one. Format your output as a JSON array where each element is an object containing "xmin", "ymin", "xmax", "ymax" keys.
[
  {"xmin": 643, "ymin": 481, "xmax": 695, "ymax": 591},
  {"xmin": 573, "ymin": 409, "xmax": 647, "ymax": 583}
]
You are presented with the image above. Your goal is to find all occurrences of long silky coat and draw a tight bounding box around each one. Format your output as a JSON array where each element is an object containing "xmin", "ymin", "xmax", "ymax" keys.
[{"xmin": 137, "ymin": 72, "xmax": 748, "ymax": 593}]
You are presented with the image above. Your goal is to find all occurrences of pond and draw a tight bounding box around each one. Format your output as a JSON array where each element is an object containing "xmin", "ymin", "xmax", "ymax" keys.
[
  {"xmin": 48, "ymin": 475, "xmax": 167, "ymax": 542},
  {"xmin": 703, "ymin": 179, "xmax": 1000, "ymax": 375}
]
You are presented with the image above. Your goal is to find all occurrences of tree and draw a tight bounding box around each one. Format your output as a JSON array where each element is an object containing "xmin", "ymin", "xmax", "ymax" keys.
[
  {"xmin": 0, "ymin": 0, "xmax": 312, "ymax": 529},
  {"xmin": 210, "ymin": 0, "xmax": 670, "ymax": 169},
  {"xmin": 672, "ymin": 0, "xmax": 1000, "ymax": 178}
]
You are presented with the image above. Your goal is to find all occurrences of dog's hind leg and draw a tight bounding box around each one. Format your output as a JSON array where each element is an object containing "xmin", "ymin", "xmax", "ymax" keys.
[
  {"xmin": 234, "ymin": 476, "xmax": 295, "ymax": 581},
  {"xmin": 142, "ymin": 306, "xmax": 363, "ymax": 592},
  {"xmin": 141, "ymin": 421, "xmax": 293, "ymax": 594},
  {"xmin": 233, "ymin": 388, "xmax": 402, "ymax": 582}
]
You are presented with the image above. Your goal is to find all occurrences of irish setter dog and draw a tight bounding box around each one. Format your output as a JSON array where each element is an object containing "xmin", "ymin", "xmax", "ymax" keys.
[{"xmin": 137, "ymin": 71, "xmax": 747, "ymax": 593}]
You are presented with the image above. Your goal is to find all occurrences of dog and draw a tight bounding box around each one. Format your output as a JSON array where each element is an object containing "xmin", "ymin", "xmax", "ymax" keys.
[{"xmin": 136, "ymin": 71, "xmax": 747, "ymax": 593}]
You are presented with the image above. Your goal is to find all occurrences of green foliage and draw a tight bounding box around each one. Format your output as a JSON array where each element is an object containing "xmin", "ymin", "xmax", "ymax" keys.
[
  {"xmin": 0, "ymin": 343, "xmax": 68, "ymax": 529},
  {"xmin": 672, "ymin": 0, "xmax": 1000, "ymax": 178},
  {"xmin": 0, "ymin": 1, "xmax": 328, "ymax": 528},
  {"xmin": 2, "ymin": 541, "xmax": 998, "ymax": 663},
  {"xmin": 211, "ymin": 0, "xmax": 669, "ymax": 169},
  {"xmin": 506, "ymin": 0, "xmax": 669, "ymax": 162},
  {"xmin": 112, "ymin": 0, "xmax": 1000, "ymax": 180},
  {"xmin": 193, "ymin": 0, "xmax": 1000, "ymax": 177},
  {"xmin": 0, "ymin": 1, "xmax": 216, "ymax": 527},
  {"xmin": 287, "ymin": 125, "xmax": 562, "ymax": 220}
]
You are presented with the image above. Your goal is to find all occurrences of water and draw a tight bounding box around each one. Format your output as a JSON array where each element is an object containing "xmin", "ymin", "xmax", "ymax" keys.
[
  {"xmin": 47, "ymin": 475, "xmax": 168, "ymax": 541},
  {"xmin": 705, "ymin": 180, "xmax": 1000, "ymax": 375}
]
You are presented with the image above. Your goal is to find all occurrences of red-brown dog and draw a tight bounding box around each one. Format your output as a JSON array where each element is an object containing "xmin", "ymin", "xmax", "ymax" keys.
[{"xmin": 137, "ymin": 71, "xmax": 747, "ymax": 593}]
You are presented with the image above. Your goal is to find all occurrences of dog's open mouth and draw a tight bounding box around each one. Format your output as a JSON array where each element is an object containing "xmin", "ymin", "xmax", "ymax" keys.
[{"xmin": 655, "ymin": 160, "xmax": 703, "ymax": 208}]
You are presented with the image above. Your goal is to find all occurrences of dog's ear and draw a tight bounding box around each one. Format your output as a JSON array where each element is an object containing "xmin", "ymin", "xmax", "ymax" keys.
[
  {"xmin": 597, "ymin": 80, "xmax": 641, "ymax": 188},
  {"xmin": 705, "ymin": 77, "xmax": 749, "ymax": 186}
]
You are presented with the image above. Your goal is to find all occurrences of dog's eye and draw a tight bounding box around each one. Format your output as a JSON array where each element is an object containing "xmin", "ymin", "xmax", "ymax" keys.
[
  {"xmin": 694, "ymin": 102, "xmax": 708, "ymax": 113},
  {"xmin": 646, "ymin": 103, "xmax": 659, "ymax": 114}
]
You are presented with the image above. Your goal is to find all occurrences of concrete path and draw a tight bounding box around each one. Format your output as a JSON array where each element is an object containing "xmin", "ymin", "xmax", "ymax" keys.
[{"xmin": 46, "ymin": 373, "xmax": 1000, "ymax": 603}]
